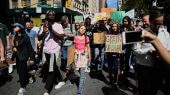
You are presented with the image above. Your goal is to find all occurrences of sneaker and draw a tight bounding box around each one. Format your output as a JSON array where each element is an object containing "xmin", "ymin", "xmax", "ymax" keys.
[
  {"xmin": 77, "ymin": 87, "xmax": 83, "ymax": 94},
  {"xmin": 85, "ymin": 67, "xmax": 90, "ymax": 73},
  {"xmin": 29, "ymin": 77, "xmax": 34, "ymax": 84},
  {"xmin": 55, "ymin": 82, "xmax": 65, "ymax": 89},
  {"xmin": 43, "ymin": 92, "xmax": 49, "ymax": 95},
  {"xmin": 17, "ymin": 88, "xmax": 26, "ymax": 95},
  {"xmin": 8, "ymin": 64, "xmax": 13, "ymax": 74}
]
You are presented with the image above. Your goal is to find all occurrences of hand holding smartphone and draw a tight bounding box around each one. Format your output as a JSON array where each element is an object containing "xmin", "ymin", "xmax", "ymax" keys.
[{"xmin": 122, "ymin": 31, "xmax": 144, "ymax": 44}]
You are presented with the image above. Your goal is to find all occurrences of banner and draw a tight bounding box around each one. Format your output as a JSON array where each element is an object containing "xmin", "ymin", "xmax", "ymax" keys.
[
  {"xmin": 74, "ymin": 16, "xmax": 84, "ymax": 23},
  {"xmin": 94, "ymin": 13, "xmax": 106, "ymax": 21},
  {"xmin": 126, "ymin": 9, "xmax": 135, "ymax": 19},
  {"xmin": 101, "ymin": 8, "xmax": 116, "ymax": 18},
  {"xmin": 93, "ymin": 32, "xmax": 106, "ymax": 44},
  {"xmin": 110, "ymin": 11, "xmax": 126, "ymax": 24},
  {"xmin": 105, "ymin": 35, "xmax": 122, "ymax": 53}
]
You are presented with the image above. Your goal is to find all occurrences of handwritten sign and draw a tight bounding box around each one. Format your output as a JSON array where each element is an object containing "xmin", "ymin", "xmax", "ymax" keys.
[
  {"xmin": 93, "ymin": 32, "xmax": 106, "ymax": 44},
  {"xmin": 105, "ymin": 35, "xmax": 122, "ymax": 53}
]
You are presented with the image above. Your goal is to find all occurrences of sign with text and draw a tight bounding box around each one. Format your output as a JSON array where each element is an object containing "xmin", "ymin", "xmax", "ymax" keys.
[
  {"xmin": 105, "ymin": 35, "xmax": 122, "ymax": 53},
  {"xmin": 74, "ymin": 16, "xmax": 84, "ymax": 23},
  {"xmin": 93, "ymin": 32, "xmax": 106, "ymax": 44}
]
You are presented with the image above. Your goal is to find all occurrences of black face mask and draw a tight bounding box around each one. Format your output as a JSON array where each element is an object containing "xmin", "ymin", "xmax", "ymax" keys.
[{"xmin": 26, "ymin": 28, "xmax": 31, "ymax": 32}]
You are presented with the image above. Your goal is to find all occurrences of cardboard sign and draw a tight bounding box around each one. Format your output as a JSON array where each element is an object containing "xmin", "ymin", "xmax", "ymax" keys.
[
  {"xmin": 105, "ymin": 35, "xmax": 122, "ymax": 53},
  {"xmin": 67, "ymin": 46, "xmax": 75, "ymax": 66},
  {"xmin": 93, "ymin": 32, "xmax": 106, "ymax": 44}
]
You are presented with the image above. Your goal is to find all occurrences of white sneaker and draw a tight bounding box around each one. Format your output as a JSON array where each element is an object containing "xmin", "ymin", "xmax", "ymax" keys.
[
  {"xmin": 55, "ymin": 82, "xmax": 65, "ymax": 89},
  {"xmin": 43, "ymin": 92, "xmax": 49, "ymax": 95},
  {"xmin": 85, "ymin": 67, "xmax": 90, "ymax": 73},
  {"xmin": 8, "ymin": 64, "xmax": 13, "ymax": 74},
  {"xmin": 17, "ymin": 88, "xmax": 26, "ymax": 95},
  {"xmin": 29, "ymin": 77, "xmax": 34, "ymax": 84}
]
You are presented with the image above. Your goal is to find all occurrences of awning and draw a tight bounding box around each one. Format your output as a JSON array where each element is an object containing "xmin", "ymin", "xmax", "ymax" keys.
[{"xmin": 7, "ymin": 7, "xmax": 82, "ymax": 16}]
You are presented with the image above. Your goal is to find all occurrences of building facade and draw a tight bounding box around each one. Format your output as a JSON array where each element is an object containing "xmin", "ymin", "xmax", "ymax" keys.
[
  {"xmin": 88, "ymin": 0, "xmax": 99, "ymax": 14},
  {"xmin": 99, "ymin": 0, "xmax": 106, "ymax": 12}
]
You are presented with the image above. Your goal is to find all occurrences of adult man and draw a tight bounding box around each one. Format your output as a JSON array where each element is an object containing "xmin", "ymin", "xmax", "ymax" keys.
[{"xmin": 134, "ymin": 11, "xmax": 170, "ymax": 95}]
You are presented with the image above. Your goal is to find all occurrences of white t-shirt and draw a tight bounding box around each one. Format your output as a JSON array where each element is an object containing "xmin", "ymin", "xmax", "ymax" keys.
[{"xmin": 133, "ymin": 26, "xmax": 170, "ymax": 67}]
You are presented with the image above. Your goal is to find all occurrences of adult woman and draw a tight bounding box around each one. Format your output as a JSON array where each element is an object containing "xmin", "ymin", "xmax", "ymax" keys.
[
  {"xmin": 121, "ymin": 16, "xmax": 134, "ymax": 79},
  {"xmin": 74, "ymin": 23, "xmax": 80, "ymax": 35},
  {"xmin": 107, "ymin": 22, "xmax": 121, "ymax": 89},
  {"xmin": 38, "ymin": 10, "xmax": 64, "ymax": 95},
  {"xmin": 12, "ymin": 23, "xmax": 34, "ymax": 95}
]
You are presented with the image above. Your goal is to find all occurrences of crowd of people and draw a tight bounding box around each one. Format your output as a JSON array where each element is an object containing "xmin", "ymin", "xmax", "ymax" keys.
[{"xmin": 0, "ymin": 9, "xmax": 170, "ymax": 95}]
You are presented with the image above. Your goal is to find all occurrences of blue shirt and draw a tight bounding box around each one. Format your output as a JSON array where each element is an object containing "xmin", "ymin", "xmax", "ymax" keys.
[{"xmin": 25, "ymin": 28, "xmax": 37, "ymax": 49}]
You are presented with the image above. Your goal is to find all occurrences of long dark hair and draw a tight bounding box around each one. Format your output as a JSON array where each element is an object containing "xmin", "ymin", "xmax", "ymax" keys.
[
  {"xmin": 122, "ymin": 16, "xmax": 134, "ymax": 31},
  {"xmin": 109, "ymin": 22, "xmax": 120, "ymax": 34}
]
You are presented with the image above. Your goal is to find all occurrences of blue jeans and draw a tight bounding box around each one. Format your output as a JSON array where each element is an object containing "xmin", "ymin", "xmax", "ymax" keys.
[
  {"xmin": 61, "ymin": 46, "xmax": 72, "ymax": 60},
  {"xmin": 61, "ymin": 45, "xmax": 72, "ymax": 71},
  {"xmin": 94, "ymin": 47, "xmax": 105, "ymax": 70}
]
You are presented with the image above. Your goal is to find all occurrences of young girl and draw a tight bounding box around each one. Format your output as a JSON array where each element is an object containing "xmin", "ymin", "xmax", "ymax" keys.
[
  {"xmin": 107, "ymin": 22, "xmax": 121, "ymax": 89},
  {"xmin": 73, "ymin": 23, "xmax": 91, "ymax": 94},
  {"xmin": 12, "ymin": 23, "xmax": 34, "ymax": 95}
]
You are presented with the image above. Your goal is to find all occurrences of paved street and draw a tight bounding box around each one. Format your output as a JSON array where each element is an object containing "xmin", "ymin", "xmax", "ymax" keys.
[{"xmin": 0, "ymin": 67, "xmax": 137, "ymax": 95}]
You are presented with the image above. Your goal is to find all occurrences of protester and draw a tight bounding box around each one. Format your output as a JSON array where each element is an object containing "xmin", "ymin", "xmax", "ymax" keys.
[
  {"xmin": 73, "ymin": 23, "xmax": 91, "ymax": 94},
  {"xmin": 38, "ymin": 10, "xmax": 64, "ymax": 95},
  {"xmin": 74, "ymin": 23, "xmax": 80, "ymax": 35},
  {"xmin": 25, "ymin": 20, "xmax": 38, "ymax": 83},
  {"xmin": 107, "ymin": 22, "xmax": 121, "ymax": 89},
  {"xmin": 121, "ymin": 16, "xmax": 134, "ymax": 79},
  {"xmin": 93, "ymin": 20, "xmax": 108, "ymax": 72},
  {"xmin": 85, "ymin": 17, "xmax": 94, "ymax": 72},
  {"xmin": 61, "ymin": 15, "xmax": 75, "ymax": 71},
  {"xmin": 12, "ymin": 23, "xmax": 34, "ymax": 95},
  {"xmin": 103, "ymin": 17, "xmax": 110, "ymax": 30}
]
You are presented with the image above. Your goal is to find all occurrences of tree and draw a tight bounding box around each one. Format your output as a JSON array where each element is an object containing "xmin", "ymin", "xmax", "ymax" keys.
[{"xmin": 121, "ymin": 0, "xmax": 153, "ymax": 18}]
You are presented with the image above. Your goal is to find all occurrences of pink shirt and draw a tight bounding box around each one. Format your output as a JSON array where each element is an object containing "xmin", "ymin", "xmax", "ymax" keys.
[
  {"xmin": 74, "ymin": 36, "xmax": 89, "ymax": 52},
  {"xmin": 39, "ymin": 23, "xmax": 64, "ymax": 54}
]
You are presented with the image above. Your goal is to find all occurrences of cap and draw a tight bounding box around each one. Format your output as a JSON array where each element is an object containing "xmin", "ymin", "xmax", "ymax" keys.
[{"xmin": 13, "ymin": 23, "xmax": 24, "ymax": 29}]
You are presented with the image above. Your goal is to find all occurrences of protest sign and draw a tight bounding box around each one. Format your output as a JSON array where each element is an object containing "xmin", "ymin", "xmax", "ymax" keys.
[
  {"xmin": 126, "ymin": 9, "xmax": 135, "ymax": 19},
  {"xmin": 94, "ymin": 13, "xmax": 106, "ymax": 21},
  {"xmin": 105, "ymin": 35, "xmax": 122, "ymax": 53},
  {"xmin": 74, "ymin": 16, "xmax": 84, "ymax": 23},
  {"xmin": 110, "ymin": 11, "xmax": 126, "ymax": 24},
  {"xmin": 93, "ymin": 32, "xmax": 106, "ymax": 44},
  {"xmin": 101, "ymin": 8, "xmax": 116, "ymax": 18}
]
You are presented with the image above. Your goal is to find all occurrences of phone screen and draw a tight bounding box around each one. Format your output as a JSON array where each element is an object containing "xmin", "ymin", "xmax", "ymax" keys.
[{"xmin": 126, "ymin": 31, "xmax": 143, "ymax": 43}]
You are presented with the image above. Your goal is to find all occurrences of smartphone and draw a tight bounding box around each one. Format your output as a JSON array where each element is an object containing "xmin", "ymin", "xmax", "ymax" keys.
[{"xmin": 122, "ymin": 31, "xmax": 144, "ymax": 44}]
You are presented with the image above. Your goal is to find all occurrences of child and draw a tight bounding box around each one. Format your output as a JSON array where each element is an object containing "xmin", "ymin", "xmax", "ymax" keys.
[
  {"xmin": 73, "ymin": 23, "xmax": 91, "ymax": 94},
  {"xmin": 12, "ymin": 23, "xmax": 34, "ymax": 95}
]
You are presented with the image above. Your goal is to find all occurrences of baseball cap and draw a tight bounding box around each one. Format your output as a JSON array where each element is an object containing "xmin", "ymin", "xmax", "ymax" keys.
[{"xmin": 13, "ymin": 23, "xmax": 24, "ymax": 29}]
